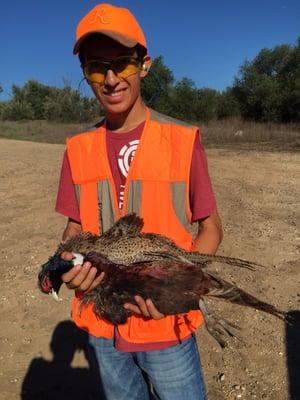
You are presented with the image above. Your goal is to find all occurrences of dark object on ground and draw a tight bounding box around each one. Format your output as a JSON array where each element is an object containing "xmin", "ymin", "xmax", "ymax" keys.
[{"xmin": 38, "ymin": 214, "xmax": 287, "ymax": 347}]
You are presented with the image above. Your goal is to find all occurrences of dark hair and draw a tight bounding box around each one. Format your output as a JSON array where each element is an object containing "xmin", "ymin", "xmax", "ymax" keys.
[{"xmin": 78, "ymin": 34, "xmax": 147, "ymax": 65}]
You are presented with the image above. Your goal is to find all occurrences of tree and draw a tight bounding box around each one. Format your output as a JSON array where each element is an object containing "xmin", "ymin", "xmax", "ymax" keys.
[
  {"xmin": 278, "ymin": 38, "xmax": 300, "ymax": 121},
  {"xmin": 169, "ymin": 77, "xmax": 198, "ymax": 121},
  {"xmin": 196, "ymin": 88, "xmax": 220, "ymax": 122},
  {"xmin": 44, "ymin": 83, "xmax": 99, "ymax": 122},
  {"xmin": 10, "ymin": 80, "xmax": 55, "ymax": 119},
  {"xmin": 0, "ymin": 80, "xmax": 100, "ymax": 122},
  {"xmin": 1, "ymin": 99, "xmax": 35, "ymax": 120},
  {"xmin": 232, "ymin": 40, "xmax": 300, "ymax": 122},
  {"xmin": 217, "ymin": 88, "xmax": 240, "ymax": 119}
]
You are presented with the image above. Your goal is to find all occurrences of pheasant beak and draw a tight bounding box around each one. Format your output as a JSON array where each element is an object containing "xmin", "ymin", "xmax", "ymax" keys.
[{"xmin": 50, "ymin": 289, "xmax": 62, "ymax": 302}]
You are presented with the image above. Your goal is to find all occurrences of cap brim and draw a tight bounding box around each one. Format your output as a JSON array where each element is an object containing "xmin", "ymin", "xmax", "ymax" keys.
[{"xmin": 73, "ymin": 30, "xmax": 137, "ymax": 54}]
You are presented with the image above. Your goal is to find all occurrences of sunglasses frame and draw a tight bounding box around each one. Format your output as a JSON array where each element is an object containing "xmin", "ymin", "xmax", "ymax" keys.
[{"xmin": 82, "ymin": 56, "xmax": 142, "ymax": 84}]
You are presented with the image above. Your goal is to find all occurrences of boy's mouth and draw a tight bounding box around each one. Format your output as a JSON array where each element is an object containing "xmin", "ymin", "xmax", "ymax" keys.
[
  {"xmin": 103, "ymin": 88, "xmax": 128, "ymax": 103},
  {"xmin": 104, "ymin": 88, "xmax": 127, "ymax": 96}
]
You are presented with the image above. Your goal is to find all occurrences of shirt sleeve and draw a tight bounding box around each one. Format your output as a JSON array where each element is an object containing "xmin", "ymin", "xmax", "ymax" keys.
[
  {"xmin": 189, "ymin": 133, "xmax": 217, "ymax": 223},
  {"xmin": 55, "ymin": 151, "xmax": 81, "ymax": 222}
]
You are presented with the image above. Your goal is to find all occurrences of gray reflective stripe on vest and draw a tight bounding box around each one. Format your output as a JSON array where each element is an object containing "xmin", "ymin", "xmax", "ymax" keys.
[
  {"xmin": 74, "ymin": 184, "xmax": 80, "ymax": 206},
  {"xmin": 171, "ymin": 182, "xmax": 192, "ymax": 232},
  {"xmin": 77, "ymin": 179, "xmax": 191, "ymax": 234},
  {"xmin": 97, "ymin": 180, "xmax": 117, "ymax": 233},
  {"xmin": 125, "ymin": 180, "xmax": 142, "ymax": 215},
  {"xmin": 126, "ymin": 180, "xmax": 192, "ymax": 233}
]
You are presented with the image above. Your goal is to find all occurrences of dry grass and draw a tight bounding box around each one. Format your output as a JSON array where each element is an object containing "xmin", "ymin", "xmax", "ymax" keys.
[
  {"xmin": 200, "ymin": 117, "xmax": 300, "ymax": 151},
  {"xmin": 0, "ymin": 120, "xmax": 99, "ymax": 144},
  {"xmin": 0, "ymin": 118, "xmax": 299, "ymax": 151}
]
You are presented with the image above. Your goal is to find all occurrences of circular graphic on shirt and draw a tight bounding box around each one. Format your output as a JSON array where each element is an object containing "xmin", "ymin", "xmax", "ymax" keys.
[{"xmin": 118, "ymin": 139, "xmax": 140, "ymax": 177}]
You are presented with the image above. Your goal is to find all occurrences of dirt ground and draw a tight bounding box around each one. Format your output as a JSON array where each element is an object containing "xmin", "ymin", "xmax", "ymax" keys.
[{"xmin": 0, "ymin": 138, "xmax": 299, "ymax": 400}]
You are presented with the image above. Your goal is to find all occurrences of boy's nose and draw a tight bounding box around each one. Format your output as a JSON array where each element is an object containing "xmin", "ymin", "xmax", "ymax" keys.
[{"xmin": 104, "ymin": 69, "xmax": 120, "ymax": 86}]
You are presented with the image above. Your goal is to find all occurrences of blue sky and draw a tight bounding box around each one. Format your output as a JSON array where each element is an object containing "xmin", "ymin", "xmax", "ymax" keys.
[{"xmin": 1, "ymin": 0, "xmax": 299, "ymax": 100}]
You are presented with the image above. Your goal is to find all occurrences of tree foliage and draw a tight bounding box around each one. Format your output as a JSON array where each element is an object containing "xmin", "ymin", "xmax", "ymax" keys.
[
  {"xmin": 142, "ymin": 39, "xmax": 299, "ymax": 123},
  {"xmin": 0, "ymin": 80, "xmax": 99, "ymax": 122},
  {"xmin": 232, "ymin": 39, "xmax": 300, "ymax": 122},
  {"xmin": 216, "ymin": 88, "xmax": 240, "ymax": 119},
  {"xmin": 169, "ymin": 78, "xmax": 199, "ymax": 121},
  {"xmin": 196, "ymin": 88, "xmax": 220, "ymax": 122},
  {"xmin": 1, "ymin": 38, "xmax": 299, "ymax": 123}
]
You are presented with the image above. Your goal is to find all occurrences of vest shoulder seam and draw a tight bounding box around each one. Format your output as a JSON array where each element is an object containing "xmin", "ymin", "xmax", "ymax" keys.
[
  {"xmin": 149, "ymin": 108, "xmax": 198, "ymax": 129},
  {"xmin": 66, "ymin": 118, "xmax": 105, "ymax": 141},
  {"xmin": 67, "ymin": 126, "xmax": 104, "ymax": 143}
]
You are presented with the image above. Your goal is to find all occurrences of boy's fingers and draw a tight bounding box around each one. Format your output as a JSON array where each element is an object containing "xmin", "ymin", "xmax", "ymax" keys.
[
  {"xmin": 123, "ymin": 303, "xmax": 142, "ymax": 315},
  {"xmin": 62, "ymin": 262, "xmax": 91, "ymax": 288},
  {"xmin": 86, "ymin": 272, "xmax": 105, "ymax": 292},
  {"xmin": 123, "ymin": 296, "xmax": 164, "ymax": 319},
  {"xmin": 61, "ymin": 264, "xmax": 83, "ymax": 283},
  {"xmin": 75, "ymin": 267, "xmax": 98, "ymax": 291},
  {"xmin": 134, "ymin": 295, "xmax": 150, "ymax": 317},
  {"xmin": 125, "ymin": 296, "xmax": 152, "ymax": 317},
  {"xmin": 146, "ymin": 299, "xmax": 164, "ymax": 319}
]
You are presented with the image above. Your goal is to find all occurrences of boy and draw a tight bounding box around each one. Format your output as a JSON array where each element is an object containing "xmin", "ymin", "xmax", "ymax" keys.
[{"xmin": 56, "ymin": 4, "xmax": 222, "ymax": 399}]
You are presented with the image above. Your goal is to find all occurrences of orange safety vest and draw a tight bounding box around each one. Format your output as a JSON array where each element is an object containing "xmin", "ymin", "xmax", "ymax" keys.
[{"xmin": 66, "ymin": 108, "xmax": 204, "ymax": 343}]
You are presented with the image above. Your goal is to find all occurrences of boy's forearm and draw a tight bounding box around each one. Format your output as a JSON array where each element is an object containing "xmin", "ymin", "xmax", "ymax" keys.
[
  {"xmin": 62, "ymin": 219, "xmax": 82, "ymax": 242},
  {"xmin": 191, "ymin": 225, "xmax": 223, "ymax": 255},
  {"xmin": 191, "ymin": 210, "xmax": 223, "ymax": 255}
]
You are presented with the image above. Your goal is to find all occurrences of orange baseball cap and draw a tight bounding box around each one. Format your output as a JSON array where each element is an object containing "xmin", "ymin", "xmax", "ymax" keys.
[{"xmin": 73, "ymin": 3, "xmax": 147, "ymax": 54}]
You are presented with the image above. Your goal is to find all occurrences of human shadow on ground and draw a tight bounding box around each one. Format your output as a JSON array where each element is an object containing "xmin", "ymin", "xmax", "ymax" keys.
[
  {"xmin": 21, "ymin": 320, "xmax": 100, "ymax": 400},
  {"xmin": 286, "ymin": 310, "xmax": 300, "ymax": 400}
]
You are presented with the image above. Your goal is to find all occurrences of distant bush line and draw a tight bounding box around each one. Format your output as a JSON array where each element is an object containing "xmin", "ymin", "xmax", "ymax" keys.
[{"xmin": 0, "ymin": 38, "xmax": 299, "ymax": 124}]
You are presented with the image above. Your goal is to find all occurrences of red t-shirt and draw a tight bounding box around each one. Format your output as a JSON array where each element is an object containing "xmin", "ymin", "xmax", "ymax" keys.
[{"xmin": 55, "ymin": 121, "xmax": 216, "ymax": 351}]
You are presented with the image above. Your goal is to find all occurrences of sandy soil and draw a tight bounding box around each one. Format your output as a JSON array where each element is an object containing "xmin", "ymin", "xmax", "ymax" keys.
[{"xmin": 0, "ymin": 138, "xmax": 299, "ymax": 400}]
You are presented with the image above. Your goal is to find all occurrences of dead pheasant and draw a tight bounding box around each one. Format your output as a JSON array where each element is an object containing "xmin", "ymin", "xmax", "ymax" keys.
[{"xmin": 38, "ymin": 214, "xmax": 287, "ymax": 347}]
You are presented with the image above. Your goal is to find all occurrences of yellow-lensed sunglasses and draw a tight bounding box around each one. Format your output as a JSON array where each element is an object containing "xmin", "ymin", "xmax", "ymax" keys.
[{"xmin": 83, "ymin": 56, "xmax": 142, "ymax": 84}]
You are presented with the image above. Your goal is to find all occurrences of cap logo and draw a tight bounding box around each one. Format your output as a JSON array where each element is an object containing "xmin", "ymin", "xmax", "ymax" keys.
[{"xmin": 89, "ymin": 8, "xmax": 110, "ymax": 25}]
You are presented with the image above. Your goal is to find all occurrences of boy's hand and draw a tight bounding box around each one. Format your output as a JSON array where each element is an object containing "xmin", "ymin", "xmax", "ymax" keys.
[
  {"xmin": 60, "ymin": 251, "xmax": 105, "ymax": 293},
  {"xmin": 123, "ymin": 295, "xmax": 165, "ymax": 320}
]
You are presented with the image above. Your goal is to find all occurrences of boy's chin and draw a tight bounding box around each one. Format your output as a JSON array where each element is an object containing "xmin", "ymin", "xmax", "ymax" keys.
[{"xmin": 102, "ymin": 101, "xmax": 135, "ymax": 116}]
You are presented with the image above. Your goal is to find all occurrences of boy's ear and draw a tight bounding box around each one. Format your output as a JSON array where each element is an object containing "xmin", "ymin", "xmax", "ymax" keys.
[{"xmin": 140, "ymin": 56, "xmax": 152, "ymax": 78}]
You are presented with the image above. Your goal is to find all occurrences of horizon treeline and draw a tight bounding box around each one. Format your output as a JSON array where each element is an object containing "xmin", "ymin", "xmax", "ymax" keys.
[{"xmin": 0, "ymin": 38, "xmax": 299, "ymax": 124}]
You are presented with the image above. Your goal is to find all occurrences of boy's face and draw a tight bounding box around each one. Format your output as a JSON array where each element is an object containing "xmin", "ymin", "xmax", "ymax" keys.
[{"xmin": 81, "ymin": 35, "xmax": 146, "ymax": 116}]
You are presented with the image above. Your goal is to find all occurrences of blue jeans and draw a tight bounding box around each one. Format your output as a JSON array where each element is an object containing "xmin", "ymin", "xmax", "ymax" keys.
[{"xmin": 86, "ymin": 334, "xmax": 207, "ymax": 400}]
